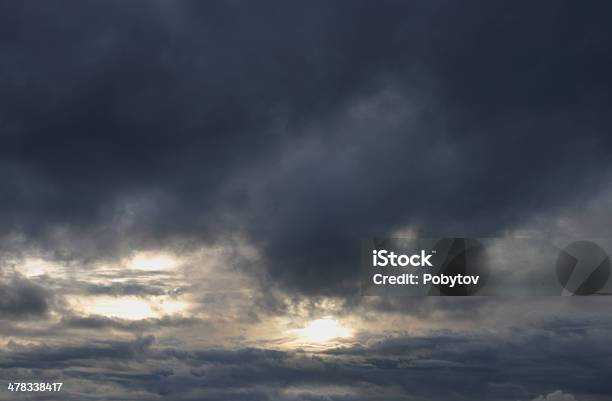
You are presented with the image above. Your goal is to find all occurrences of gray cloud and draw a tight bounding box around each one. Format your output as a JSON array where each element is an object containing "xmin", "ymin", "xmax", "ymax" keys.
[
  {"xmin": 60, "ymin": 314, "xmax": 201, "ymax": 332},
  {"xmin": 1, "ymin": 326, "xmax": 610, "ymax": 401},
  {"xmin": 0, "ymin": 276, "xmax": 50, "ymax": 318},
  {"xmin": 1, "ymin": 1, "xmax": 611, "ymax": 295}
]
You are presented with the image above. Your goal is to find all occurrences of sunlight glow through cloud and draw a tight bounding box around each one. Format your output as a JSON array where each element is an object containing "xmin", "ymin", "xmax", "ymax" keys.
[
  {"xmin": 294, "ymin": 319, "xmax": 353, "ymax": 343},
  {"xmin": 83, "ymin": 297, "xmax": 156, "ymax": 320},
  {"xmin": 73, "ymin": 296, "xmax": 188, "ymax": 320},
  {"xmin": 128, "ymin": 252, "xmax": 179, "ymax": 271},
  {"xmin": 20, "ymin": 258, "xmax": 64, "ymax": 278}
]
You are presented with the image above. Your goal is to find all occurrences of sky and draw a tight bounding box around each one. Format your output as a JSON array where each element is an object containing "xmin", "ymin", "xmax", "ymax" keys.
[{"xmin": 1, "ymin": 1, "xmax": 612, "ymax": 400}]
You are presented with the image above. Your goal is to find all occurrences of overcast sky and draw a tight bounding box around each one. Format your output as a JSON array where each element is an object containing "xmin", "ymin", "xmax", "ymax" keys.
[{"xmin": 1, "ymin": 1, "xmax": 612, "ymax": 400}]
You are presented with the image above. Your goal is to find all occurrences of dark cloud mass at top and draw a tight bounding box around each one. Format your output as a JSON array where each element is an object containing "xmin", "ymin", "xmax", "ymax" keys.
[{"xmin": 2, "ymin": 1, "xmax": 612, "ymax": 293}]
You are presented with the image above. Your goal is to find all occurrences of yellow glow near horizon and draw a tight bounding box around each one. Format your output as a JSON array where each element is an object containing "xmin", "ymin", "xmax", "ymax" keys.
[
  {"xmin": 154, "ymin": 300, "xmax": 189, "ymax": 315},
  {"xmin": 296, "ymin": 319, "xmax": 353, "ymax": 343},
  {"xmin": 75, "ymin": 296, "xmax": 188, "ymax": 320},
  {"xmin": 19, "ymin": 258, "xmax": 64, "ymax": 277},
  {"xmin": 128, "ymin": 252, "xmax": 179, "ymax": 271},
  {"xmin": 83, "ymin": 297, "xmax": 156, "ymax": 320}
]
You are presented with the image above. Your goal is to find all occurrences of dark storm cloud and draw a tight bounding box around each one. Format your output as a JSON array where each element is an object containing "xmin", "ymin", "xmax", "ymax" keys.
[
  {"xmin": 26, "ymin": 275, "xmax": 179, "ymax": 297},
  {"xmin": 0, "ymin": 276, "xmax": 50, "ymax": 318},
  {"xmin": 1, "ymin": 324, "xmax": 610, "ymax": 401},
  {"xmin": 60, "ymin": 314, "xmax": 201, "ymax": 332},
  {"xmin": 2, "ymin": 1, "xmax": 612, "ymax": 295},
  {"xmin": 82, "ymin": 281, "xmax": 168, "ymax": 296},
  {"xmin": 0, "ymin": 336, "xmax": 155, "ymax": 371}
]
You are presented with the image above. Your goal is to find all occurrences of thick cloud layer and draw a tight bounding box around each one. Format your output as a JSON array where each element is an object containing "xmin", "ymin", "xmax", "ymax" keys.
[
  {"xmin": 0, "ymin": 277, "xmax": 50, "ymax": 318},
  {"xmin": 1, "ymin": 324, "xmax": 610, "ymax": 401},
  {"xmin": 2, "ymin": 1, "xmax": 612, "ymax": 294}
]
